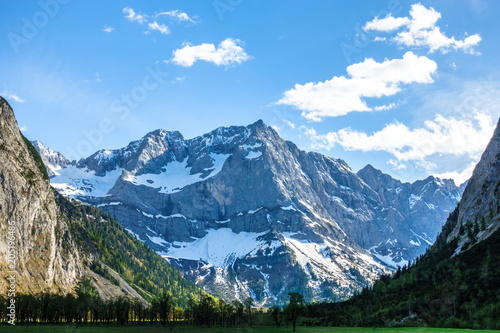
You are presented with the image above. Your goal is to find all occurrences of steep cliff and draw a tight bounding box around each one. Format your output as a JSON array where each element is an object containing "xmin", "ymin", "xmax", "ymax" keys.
[{"xmin": 0, "ymin": 97, "xmax": 83, "ymax": 294}]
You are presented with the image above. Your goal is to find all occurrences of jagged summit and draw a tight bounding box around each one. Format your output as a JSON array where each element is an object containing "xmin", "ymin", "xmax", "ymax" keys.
[{"xmin": 31, "ymin": 140, "xmax": 70, "ymax": 177}]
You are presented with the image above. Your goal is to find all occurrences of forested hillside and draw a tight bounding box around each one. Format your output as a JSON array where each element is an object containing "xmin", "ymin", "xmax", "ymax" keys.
[
  {"xmin": 304, "ymin": 205, "xmax": 500, "ymax": 329},
  {"xmin": 56, "ymin": 192, "xmax": 205, "ymax": 306}
]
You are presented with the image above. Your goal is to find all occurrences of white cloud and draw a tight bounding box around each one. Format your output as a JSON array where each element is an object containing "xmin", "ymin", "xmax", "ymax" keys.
[
  {"xmin": 306, "ymin": 112, "xmax": 496, "ymax": 184},
  {"xmin": 363, "ymin": 14, "xmax": 410, "ymax": 32},
  {"xmin": 283, "ymin": 119, "xmax": 295, "ymax": 129},
  {"xmin": 123, "ymin": 7, "xmax": 194, "ymax": 35},
  {"xmin": 148, "ymin": 21, "xmax": 170, "ymax": 35},
  {"xmin": 433, "ymin": 161, "xmax": 476, "ymax": 186},
  {"xmin": 156, "ymin": 10, "xmax": 197, "ymax": 23},
  {"xmin": 363, "ymin": 3, "xmax": 481, "ymax": 54},
  {"xmin": 1, "ymin": 91, "xmax": 25, "ymax": 103},
  {"xmin": 278, "ymin": 52, "xmax": 436, "ymax": 121},
  {"xmin": 172, "ymin": 38, "xmax": 252, "ymax": 67},
  {"xmin": 123, "ymin": 7, "xmax": 146, "ymax": 24},
  {"xmin": 19, "ymin": 125, "xmax": 28, "ymax": 132},
  {"xmin": 172, "ymin": 76, "xmax": 185, "ymax": 84},
  {"xmin": 102, "ymin": 26, "xmax": 115, "ymax": 33},
  {"xmin": 374, "ymin": 103, "xmax": 397, "ymax": 111}
]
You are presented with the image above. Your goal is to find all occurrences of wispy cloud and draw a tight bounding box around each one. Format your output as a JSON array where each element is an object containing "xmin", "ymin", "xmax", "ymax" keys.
[
  {"xmin": 283, "ymin": 119, "xmax": 295, "ymax": 129},
  {"xmin": 0, "ymin": 91, "xmax": 25, "ymax": 103},
  {"xmin": 123, "ymin": 7, "xmax": 146, "ymax": 24},
  {"xmin": 172, "ymin": 76, "xmax": 185, "ymax": 84},
  {"xmin": 278, "ymin": 52, "xmax": 436, "ymax": 121},
  {"xmin": 155, "ymin": 9, "xmax": 198, "ymax": 23},
  {"xmin": 172, "ymin": 38, "xmax": 252, "ymax": 67},
  {"xmin": 363, "ymin": 3, "xmax": 481, "ymax": 54},
  {"xmin": 122, "ymin": 7, "xmax": 196, "ymax": 35},
  {"xmin": 148, "ymin": 21, "xmax": 170, "ymax": 35},
  {"xmin": 102, "ymin": 26, "xmax": 115, "ymax": 33}
]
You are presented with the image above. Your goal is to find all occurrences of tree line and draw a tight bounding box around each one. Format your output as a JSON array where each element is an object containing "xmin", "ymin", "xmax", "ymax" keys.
[{"xmin": 0, "ymin": 286, "xmax": 306, "ymax": 330}]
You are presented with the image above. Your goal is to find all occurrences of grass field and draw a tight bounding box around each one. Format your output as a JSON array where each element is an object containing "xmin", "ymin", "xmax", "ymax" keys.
[{"xmin": 1, "ymin": 325, "xmax": 500, "ymax": 333}]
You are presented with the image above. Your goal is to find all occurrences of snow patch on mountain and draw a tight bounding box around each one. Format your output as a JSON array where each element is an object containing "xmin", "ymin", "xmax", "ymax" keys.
[
  {"xmin": 245, "ymin": 151, "xmax": 262, "ymax": 160},
  {"xmin": 147, "ymin": 234, "xmax": 169, "ymax": 246},
  {"xmin": 165, "ymin": 228, "xmax": 268, "ymax": 267},
  {"xmin": 51, "ymin": 166, "xmax": 123, "ymax": 197},
  {"xmin": 123, "ymin": 153, "xmax": 230, "ymax": 194},
  {"xmin": 409, "ymin": 194, "xmax": 422, "ymax": 209}
]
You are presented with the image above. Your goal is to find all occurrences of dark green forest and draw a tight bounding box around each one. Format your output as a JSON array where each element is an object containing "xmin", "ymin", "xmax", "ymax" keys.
[
  {"xmin": 301, "ymin": 205, "xmax": 500, "ymax": 329},
  {"xmin": 56, "ymin": 192, "xmax": 205, "ymax": 306}
]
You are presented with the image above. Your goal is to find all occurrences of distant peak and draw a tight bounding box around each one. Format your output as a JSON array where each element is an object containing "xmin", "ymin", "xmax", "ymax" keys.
[
  {"xmin": 252, "ymin": 119, "xmax": 265, "ymax": 127},
  {"xmin": 143, "ymin": 129, "xmax": 184, "ymax": 141},
  {"xmin": 31, "ymin": 140, "xmax": 42, "ymax": 147},
  {"xmin": 358, "ymin": 164, "xmax": 381, "ymax": 175}
]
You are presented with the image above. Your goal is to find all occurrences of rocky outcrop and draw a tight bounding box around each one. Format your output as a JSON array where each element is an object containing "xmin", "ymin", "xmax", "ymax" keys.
[
  {"xmin": 0, "ymin": 97, "xmax": 83, "ymax": 294},
  {"xmin": 448, "ymin": 117, "xmax": 500, "ymax": 244}
]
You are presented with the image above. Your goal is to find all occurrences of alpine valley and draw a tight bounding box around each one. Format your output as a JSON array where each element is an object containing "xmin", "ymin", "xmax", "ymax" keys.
[{"xmin": 34, "ymin": 119, "xmax": 465, "ymax": 305}]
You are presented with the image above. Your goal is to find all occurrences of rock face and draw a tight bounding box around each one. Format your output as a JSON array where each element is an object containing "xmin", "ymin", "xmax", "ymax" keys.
[
  {"xmin": 42, "ymin": 120, "xmax": 464, "ymax": 304},
  {"xmin": 32, "ymin": 140, "xmax": 69, "ymax": 177},
  {"xmin": 356, "ymin": 166, "xmax": 464, "ymax": 264},
  {"xmin": 448, "ymin": 117, "xmax": 500, "ymax": 245},
  {"xmin": 0, "ymin": 97, "xmax": 83, "ymax": 294}
]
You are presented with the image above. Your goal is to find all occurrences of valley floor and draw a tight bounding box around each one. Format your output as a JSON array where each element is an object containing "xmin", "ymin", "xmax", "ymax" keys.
[{"xmin": 2, "ymin": 325, "xmax": 499, "ymax": 333}]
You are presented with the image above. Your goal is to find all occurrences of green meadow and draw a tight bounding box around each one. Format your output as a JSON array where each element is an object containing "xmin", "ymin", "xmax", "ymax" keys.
[{"xmin": 2, "ymin": 326, "xmax": 500, "ymax": 333}]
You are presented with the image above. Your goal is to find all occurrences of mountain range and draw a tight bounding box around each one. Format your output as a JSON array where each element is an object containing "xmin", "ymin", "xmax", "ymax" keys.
[{"xmin": 34, "ymin": 119, "xmax": 464, "ymax": 304}]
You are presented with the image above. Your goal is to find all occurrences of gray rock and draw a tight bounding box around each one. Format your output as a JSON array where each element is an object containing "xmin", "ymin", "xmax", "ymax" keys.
[{"xmin": 448, "ymin": 117, "xmax": 500, "ymax": 245}]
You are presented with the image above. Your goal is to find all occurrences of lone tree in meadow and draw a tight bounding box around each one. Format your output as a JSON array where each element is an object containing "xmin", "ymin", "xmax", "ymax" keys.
[{"xmin": 284, "ymin": 292, "xmax": 305, "ymax": 332}]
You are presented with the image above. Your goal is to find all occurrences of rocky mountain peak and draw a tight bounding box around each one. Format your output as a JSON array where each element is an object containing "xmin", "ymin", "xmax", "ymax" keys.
[{"xmin": 31, "ymin": 140, "xmax": 69, "ymax": 177}]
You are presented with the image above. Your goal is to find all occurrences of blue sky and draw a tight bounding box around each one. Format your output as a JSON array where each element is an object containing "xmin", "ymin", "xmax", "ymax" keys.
[{"xmin": 1, "ymin": 0, "xmax": 499, "ymax": 185}]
